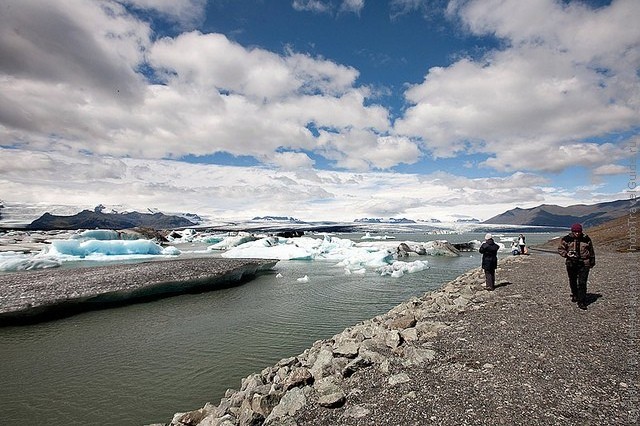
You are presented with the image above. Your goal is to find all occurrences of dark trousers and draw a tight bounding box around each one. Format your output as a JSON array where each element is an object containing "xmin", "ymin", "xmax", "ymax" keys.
[
  {"xmin": 566, "ymin": 265, "xmax": 589, "ymax": 303},
  {"xmin": 484, "ymin": 269, "xmax": 496, "ymax": 289}
]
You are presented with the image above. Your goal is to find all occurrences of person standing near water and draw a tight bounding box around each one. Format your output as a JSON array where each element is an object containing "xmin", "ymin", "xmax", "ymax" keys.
[
  {"xmin": 479, "ymin": 233, "xmax": 499, "ymax": 291},
  {"xmin": 557, "ymin": 223, "xmax": 596, "ymax": 310},
  {"xmin": 518, "ymin": 233, "xmax": 526, "ymax": 254}
]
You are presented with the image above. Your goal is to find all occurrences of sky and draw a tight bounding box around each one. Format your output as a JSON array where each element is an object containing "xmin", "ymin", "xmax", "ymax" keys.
[{"xmin": 0, "ymin": 0, "xmax": 638, "ymax": 222}]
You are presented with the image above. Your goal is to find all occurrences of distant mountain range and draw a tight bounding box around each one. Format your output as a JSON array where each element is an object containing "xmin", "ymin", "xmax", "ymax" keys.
[
  {"xmin": 484, "ymin": 199, "xmax": 632, "ymax": 228},
  {"xmin": 354, "ymin": 218, "xmax": 416, "ymax": 224},
  {"xmin": 27, "ymin": 210, "xmax": 196, "ymax": 231},
  {"xmin": 251, "ymin": 216, "xmax": 303, "ymax": 222}
]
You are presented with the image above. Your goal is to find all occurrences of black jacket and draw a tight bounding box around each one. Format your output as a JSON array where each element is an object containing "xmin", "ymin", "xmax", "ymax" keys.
[{"xmin": 479, "ymin": 239, "xmax": 499, "ymax": 271}]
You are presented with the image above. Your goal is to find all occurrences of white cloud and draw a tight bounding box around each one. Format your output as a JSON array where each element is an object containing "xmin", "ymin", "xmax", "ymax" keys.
[
  {"xmin": 482, "ymin": 142, "xmax": 626, "ymax": 173},
  {"xmin": 0, "ymin": 0, "xmax": 634, "ymax": 222},
  {"xmin": 340, "ymin": 0, "xmax": 365, "ymax": 14},
  {"xmin": 0, "ymin": 7, "xmax": 401, "ymax": 171},
  {"xmin": 1, "ymin": 148, "xmax": 587, "ymax": 221},
  {"xmin": 292, "ymin": 0, "xmax": 365, "ymax": 15},
  {"xmin": 267, "ymin": 152, "xmax": 316, "ymax": 170},
  {"xmin": 120, "ymin": 0, "xmax": 207, "ymax": 28},
  {"xmin": 395, "ymin": 0, "xmax": 640, "ymax": 173},
  {"xmin": 316, "ymin": 130, "xmax": 421, "ymax": 170},
  {"xmin": 592, "ymin": 164, "xmax": 629, "ymax": 176},
  {"xmin": 0, "ymin": 0, "xmax": 149, "ymax": 104},
  {"xmin": 292, "ymin": 0, "xmax": 333, "ymax": 14}
]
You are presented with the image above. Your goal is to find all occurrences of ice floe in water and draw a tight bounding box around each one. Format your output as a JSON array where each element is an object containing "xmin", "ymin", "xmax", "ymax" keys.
[
  {"xmin": 0, "ymin": 236, "xmax": 180, "ymax": 272},
  {"xmin": 0, "ymin": 251, "xmax": 62, "ymax": 272},
  {"xmin": 0, "ymin": 231, "xmax": 438, "ymax": 277},
  {"xmin": 220, "ymin": 235, "xmax": 429, "ymax": 276}
]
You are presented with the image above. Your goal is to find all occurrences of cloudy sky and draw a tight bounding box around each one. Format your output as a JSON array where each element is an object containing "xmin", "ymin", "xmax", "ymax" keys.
[{"xmin": 0, "ymin": 0, "xmax": 638, "ymax": 222}]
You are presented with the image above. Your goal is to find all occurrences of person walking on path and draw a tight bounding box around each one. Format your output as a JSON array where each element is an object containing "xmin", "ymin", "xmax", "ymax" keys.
[
  {"xmin": 518, "ymin": 234, "xmax": 526, "ymax": 254},
  {"xmin": 479, "ymin": 233, "xmax": 499, "ymax": 291},
  {"xmin": 557, "ymin": 223, "xmax": 596, "ymax": 310}
]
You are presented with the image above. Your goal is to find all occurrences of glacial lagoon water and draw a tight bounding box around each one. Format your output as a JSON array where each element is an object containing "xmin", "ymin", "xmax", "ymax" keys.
[{"xmin": 0, "ymin": 231, "xmax": 557, "ymax": 425}]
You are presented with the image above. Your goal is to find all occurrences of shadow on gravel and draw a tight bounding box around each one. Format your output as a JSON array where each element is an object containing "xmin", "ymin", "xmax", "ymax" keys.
[
  {"xmin": 495, "ymin": 281, "xmax": 513, "ymax": 289},
  {"xmin": 585, "ymin": 293, "xmax": 603, "ymax": 306}
]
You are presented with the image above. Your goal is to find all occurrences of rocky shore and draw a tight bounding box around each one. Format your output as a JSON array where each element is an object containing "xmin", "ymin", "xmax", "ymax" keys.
[
  {"xmin": 156, "ymin": 249, "xmax": 638, "ymax": 426},
  {"xmin": 0, "ymin": 258, "xmax": 276, "ymax": 325}
]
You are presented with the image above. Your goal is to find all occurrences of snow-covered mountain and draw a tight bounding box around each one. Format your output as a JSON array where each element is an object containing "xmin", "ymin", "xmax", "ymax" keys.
[{"xmin": 0, "ymin": 201, "xmax": 204, "ymax": 228}]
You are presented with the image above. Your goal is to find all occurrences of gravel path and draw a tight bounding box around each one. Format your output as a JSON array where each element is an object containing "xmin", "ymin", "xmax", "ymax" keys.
[{"xmin": 295, "ymin": 251, "xmax": 639, "ymax": 425}]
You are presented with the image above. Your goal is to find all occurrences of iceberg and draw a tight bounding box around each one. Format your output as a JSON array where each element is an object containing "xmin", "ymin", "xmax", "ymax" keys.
[
  {"xmin": 0, "ymin": 251, "xmax": 61, "ymax": 272},
  {"xmin": 49, "ymin": 239, "xmax": 174, "ymax": 257},
  {"xmin": 208, "ymin": 232, "xmax": 259, "ymax": 250},
  {"xmin": 0, "ymin": 237, "xmax": 181, "ymax": 272},
  {"xmin": 222, "ymin": 235, "xmax": 404, "ymax": 275},
  {"xmin": 167, "ymin": 228, "xmax": 227, "ymax": 244},
  {"xmin": 378, "ymin": 260, "xmax": 430, "ymax": 278},
  {"xmin": 361, "ymin": 232, "xmax": 396, "ymax": 240}
]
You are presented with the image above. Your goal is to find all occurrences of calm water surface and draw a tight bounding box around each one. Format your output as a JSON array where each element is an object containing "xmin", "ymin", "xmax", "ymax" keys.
[{"xmin": 0, "ymin": 232, "xmax": 556, "ymax": 425}]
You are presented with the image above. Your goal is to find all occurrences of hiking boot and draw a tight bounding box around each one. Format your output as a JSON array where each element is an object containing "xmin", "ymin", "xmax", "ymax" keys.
[
  {"xmin": 578, "ymin": 303, "xmax": 587, "ymax": 310},
  {"xmin": 571, "ymin": 295, "xmax": 578, "ymax": 303},
  {"xmin": 485, "ymin": 286, "xmax": 494, "ymax": 291}
]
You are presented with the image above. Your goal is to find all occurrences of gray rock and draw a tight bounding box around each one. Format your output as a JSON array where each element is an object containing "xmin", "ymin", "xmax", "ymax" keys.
[
  {"xmin": 388, "ymin": 372, "xmax": 411, "ymax": 386},
  {"xmin": 251, "ymin": 392, "xmax": 283, "ymax": 417},
  {"xmin": 401, "ymin": 346, "xmax": 437, "ymax": 367},
  {"xmin": 264, "ymin": 387, "xmax": 307, "ymax": 424},
  {"xmin": 314, "ymin": 377, "xmax": 346, "ymax": 408},
  {"xmin": 387, "ymin": 313, "xmax": 417, "ymax": 330},
  {"xmin": 333, "ymin": 339, "xmax": 359, "ymax": 358},
  {"xmin": 342, "ymin": 405, "xmax": 371, "ymax": 419},
  {"xmin": 310, "ymin": 346, "xmax": 334, "ymax": 380},
  {"xmin": 197, "ymin": 414, "xmax": 236, "ymax": 426},
  {"xmin": 400, "ymin": 327, "xmax": 418, "ymax": 342},
  {"xmin": 283, "ymin": 367, "xmax": 313, "ymax": 391},
  {"xmin": 385, "ymin": 330, "xmax": 402, "ymax": 348},
  {"xmin": 238, "ymin": 399, "xmax": 264, "ymax": 426},
  {"xmin": 241, "ymin": 374, "xmax": 264, "ymax": 393},
  {"xmin": 343, "ymin": 356, "xmax": 373, "ymax": 377}
]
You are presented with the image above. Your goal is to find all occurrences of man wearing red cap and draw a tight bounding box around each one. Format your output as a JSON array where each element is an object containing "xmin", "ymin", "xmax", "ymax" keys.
[{"xmin": 557, "ymin": 223, "xmax": 596, "ymax": 310}]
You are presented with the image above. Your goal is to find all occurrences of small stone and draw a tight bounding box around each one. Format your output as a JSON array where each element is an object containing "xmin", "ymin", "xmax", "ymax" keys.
[
  {"xmin": 343, "ymin": 405, "xmax": 370, "ymax": 419},
  {"xmin": 388, "ymin": 373, "xmax": 411, "ymax": 386}
]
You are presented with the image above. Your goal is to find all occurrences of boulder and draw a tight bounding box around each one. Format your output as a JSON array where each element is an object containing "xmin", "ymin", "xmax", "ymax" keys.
[
  {"xmin": 342, "ymin": 356, "xmax": 373, "ymax": 378},
  {"xmin": 333, "ymin": 339, "xmax": 360, "ymax": 358},
  {"xmin": 283, "ymin": 367, "xmax": 314, "ymax": 391},
  {"xmin": 264, "ymin": 387, "xmax": 308, "ymax": 425},
  {"xmin": 314, "ymin": 377, "xmax": 346, "ymax": 408},
  {"xmin": 310, "ymin": 346, "xmax": 334, "ymax": 380},
  {"xmin": 384, "ymin": 330, "xmax": 402, "ymax": 348}
]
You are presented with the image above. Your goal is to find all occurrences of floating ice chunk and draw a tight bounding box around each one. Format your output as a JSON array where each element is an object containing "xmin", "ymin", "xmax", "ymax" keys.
[
  {"xmin": 352, "ymin": 268, "xmax": 366, "ymax": 275},
  {"xmin": 297, "ymin": 275, "xmax": 309, "ymax": 283},
  {"xmin": 276, "ymin": 273, "xmax": 284, "ymax": 278},
  {"xmin": 221, "ymin": 238, "xmax": 312, "ymax": 260},
  {"xmin": 161, "ymin": 246, "xmax": 181, "ymax": 255},
  {"xmin": 361, "ymin": 232, "xmax": 396, "ymax": 240},
  {"xmin": 378, "ymin": 260, "xmax": 429, "ymax": 277},
  {"xmin": 0, "ymin": 252, "xmax": 61, "ymax": 272},
  {"xmin": 208, "ymin": 232, "xmax": 258, "ymax": 250},
  {"xmin": 222, "ymin": 235, "xmax": 395, "ymax": 268},
  {"xmin": 49, "ymin": 239, "xmax": 170, "ymax": 257}
]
